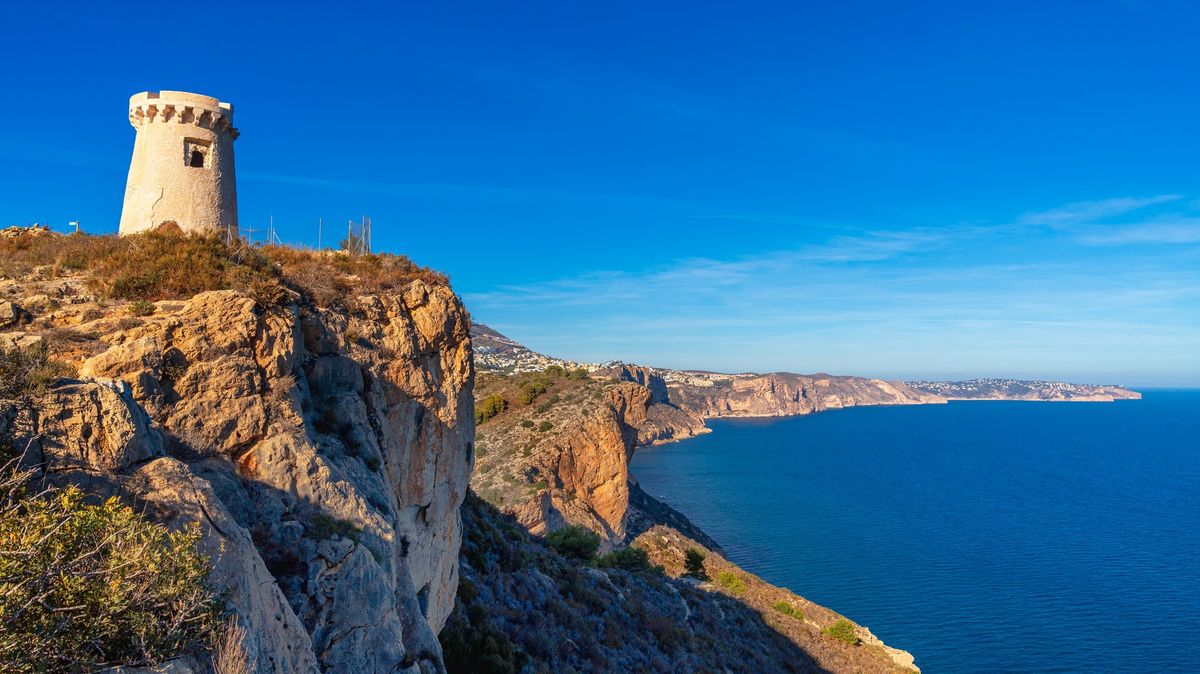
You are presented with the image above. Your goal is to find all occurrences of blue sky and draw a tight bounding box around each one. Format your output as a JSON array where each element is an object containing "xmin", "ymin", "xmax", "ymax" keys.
[{"xmin": 2, "ymin": 1, "xmax": 1198, "ymax": 385}]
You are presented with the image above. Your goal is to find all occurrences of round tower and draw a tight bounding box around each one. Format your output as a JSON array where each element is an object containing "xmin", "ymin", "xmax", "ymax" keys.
[{"xmin": 118, "ymin": 90, "xmax": 239, "ymax": 237}]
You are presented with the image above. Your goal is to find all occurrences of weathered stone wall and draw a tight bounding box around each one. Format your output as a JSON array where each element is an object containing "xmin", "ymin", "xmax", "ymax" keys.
[{"xmin": 119, "ymin": 90, "xmax": 239, "ymax": 237}]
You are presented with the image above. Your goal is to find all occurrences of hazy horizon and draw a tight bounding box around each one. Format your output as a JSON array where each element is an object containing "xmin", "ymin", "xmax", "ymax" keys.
[{"xmin": 2, "ymin": 2, "xmax": 1197, "ymax": 386}]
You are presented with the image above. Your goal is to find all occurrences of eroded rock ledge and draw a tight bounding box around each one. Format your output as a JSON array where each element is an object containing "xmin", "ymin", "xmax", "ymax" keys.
[{"xmin": 4, "ymin": 280, "xmax": 473, "ymax": 674}]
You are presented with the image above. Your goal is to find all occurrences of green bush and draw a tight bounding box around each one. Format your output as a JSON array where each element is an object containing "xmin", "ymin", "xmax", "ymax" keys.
[
  {"xmin": 537, "ymin": 421, "xmax": 553, "ymax": 433},
  {"xmin": 520, "ymin": 419, "xmax": 535, "ymax": 428},
  {"xmin": 824, "ymin": 619, "xmax": 860, "ymax": 645},
  {"xmin": 0, "ymin": 478, "xmax": 223, "ymax": 672},
  {"xmin": 594, "ymin": 546, "xmax": 659, "ymax": 574},
  {"xmin": 567, "ymin": 367, "xmax": 590, "ymax": 380},
  {"xmin": 306, "ymin": 512, "xmax": 362, "ymax": 542},
  {"xmin": 545, "ymin": 525, "xmax": 600, "ymax": 562},
  {"xmin": 516, "ymin": 381, "xmax": 550, "ymax": 406},
  {"xmin": 772, "ymin": 601, "xmax": 803, "ymax": 620},
  {"xmin": 716, "ymin": 571, "xmax": 747, "ymax": 595},
  {"xmin": 683, "ymin": 548, "xmax": 709, "ymax": 581},
  {"xmin": 476, "ymin": 394, "xmax": 507, "ymax": 424},
  {"xmin": 543, "ymin": 365, "xmax": 565, "ymax": 378},
  {"xmin": 0, "ymin": 343, "xmax": 72, "ymax": 399},
  {"xmin": 128, "ymin": 299, "xmax": 156, "ymax": 316}
]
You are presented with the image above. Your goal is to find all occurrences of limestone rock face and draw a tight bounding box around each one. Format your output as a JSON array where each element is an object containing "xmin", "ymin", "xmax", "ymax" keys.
[
  {"xmin": 674, "ymin": 372, "xmax": 944, "ymax": 418},
  {"xmin": 32, "ymin": 280, "xmax": 473, "ymax": 674},
  {"xmin": 33, "ymin": 379, "xmax": 163, "ymax": 472}
]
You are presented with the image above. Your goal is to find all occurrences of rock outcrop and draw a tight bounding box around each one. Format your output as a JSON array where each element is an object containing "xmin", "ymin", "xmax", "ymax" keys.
[{"xmin": 7, "ymin": 274, "xmax": 473, "ymax": 674}]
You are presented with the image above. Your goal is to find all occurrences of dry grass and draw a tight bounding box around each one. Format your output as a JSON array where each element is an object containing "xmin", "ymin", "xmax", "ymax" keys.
[
  {"xmin": 0, "ymin": 230, "xmax": 447, "ymax": 309},
  {"xmin": 0, "ymin": 343, "xmax": 73, "ymax": 399},
  {"xmin": 210, "ymin": 619, "xmax": 254, "ymax": 674},
  {"xmin": 261, "ymin": 245, "xmax": 448, "ymax": 307}
]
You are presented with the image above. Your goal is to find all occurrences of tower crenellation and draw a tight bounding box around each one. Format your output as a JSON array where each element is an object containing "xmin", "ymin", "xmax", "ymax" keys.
[{"xmin": 118, "ymin": 90, "xmax": 240, "ymax": 237}]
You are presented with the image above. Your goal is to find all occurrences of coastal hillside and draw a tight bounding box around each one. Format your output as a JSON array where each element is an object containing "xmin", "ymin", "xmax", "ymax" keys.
[
  {"xmin": 441, "ymin": 493, "xmax": 918, "ymax": 674},
  {"xmin": 467, "ymin": 327, "xmax": 927, "ymax": 672},
  {"xmin": 2, "ymin": 230, "xmax": 472, "ymax": 673},
  {"xmin": 907, "ymin": 378, "xmax": 1142, "ymax": 401}
]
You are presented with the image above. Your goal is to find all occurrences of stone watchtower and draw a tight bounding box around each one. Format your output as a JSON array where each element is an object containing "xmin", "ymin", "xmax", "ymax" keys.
[{"xmin": 118, "ymin": 91, "xmax": 239, "ymax": 237}]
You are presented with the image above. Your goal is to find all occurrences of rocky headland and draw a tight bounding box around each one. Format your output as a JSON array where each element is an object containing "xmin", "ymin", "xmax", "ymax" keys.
[{"xmin": 907, "ymin": 378, "xmax": 1141, "ymax": 401}]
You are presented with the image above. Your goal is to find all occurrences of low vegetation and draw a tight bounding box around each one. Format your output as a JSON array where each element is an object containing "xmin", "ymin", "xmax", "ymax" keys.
[
  {"xmin": 127, "ymin": 299, "xmax": 156, "ymax": 316},
  {"xmin": 0, "ymin": 342, "xmax": 72, "ymax": 399},
  {"xmin": 683, "ymin": 548, "xmax": 709, "ymax": 581},
  {"xmin": 476, "ymin": 394, "xmax": 507, "ymax": 424},
  {"xmin": 594, "ymin": 546, "xmax": 661, "ymax": 574},
  {"xmin": 716, "ymin": 570, "xmax": 748, "ymax": 595},
  {"xmin": 545, "ymin": 525, "xmax": 601, "ymax": 562},
  {"xmin": 0, "ymin": 229, "xmax": 446, "ymax": 309},
  {"xmin": 824, "ymin": 619, "xmax": 860, "ymax": 645},
  {"xmin": 0, "ymin": 461, "xmax": 224, "ymax": 672},
  {"xmin": 772, "ymin": 601, "xmax": 803, "ymax": 620},
  {"xmin": 306, "ymin": 512, "xmax": 362, "ymax": 542}
]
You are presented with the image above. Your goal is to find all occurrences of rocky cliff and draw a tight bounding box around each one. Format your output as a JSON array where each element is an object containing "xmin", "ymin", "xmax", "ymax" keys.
[
  {"xmin": 472, "ymin": 344, "xmax": 947, "ymax": 551},
  {"xmin": 2, "ymin": 247, "xmax": 473, "ymax": 674}
]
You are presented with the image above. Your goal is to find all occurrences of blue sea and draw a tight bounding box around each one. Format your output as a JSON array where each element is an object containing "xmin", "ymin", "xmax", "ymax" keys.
[{"xmin": 629, "ymin": 390, "xmax": 1200, "ymax": 673}]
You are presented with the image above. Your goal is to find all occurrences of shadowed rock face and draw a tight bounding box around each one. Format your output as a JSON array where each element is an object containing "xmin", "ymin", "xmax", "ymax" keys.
[{"xmin": 9, "ymin": 281, "xmax": 473, "ymax": 674}]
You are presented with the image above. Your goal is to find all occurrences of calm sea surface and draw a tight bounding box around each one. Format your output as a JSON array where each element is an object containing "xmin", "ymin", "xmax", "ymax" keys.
[{"xmin": 629, "ymin": 390, "xmax": 1200, "ymax": 673}]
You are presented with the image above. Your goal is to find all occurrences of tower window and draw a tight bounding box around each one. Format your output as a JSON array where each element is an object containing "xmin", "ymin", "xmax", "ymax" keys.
[{"xmin": 184, "ymin": 138, "xmax": 211, "ymax": 168}]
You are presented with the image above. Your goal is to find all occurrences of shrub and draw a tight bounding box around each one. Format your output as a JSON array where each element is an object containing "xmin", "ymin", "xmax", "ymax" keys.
[
  {"xmin": 683, "ymin": 548, "xmax": 709, "ymax": 581},
  {"xmin": 261, "ymin": 245, "xmax": 447, "ymax": 306},
  {"xmin": 515, "ymin": 376, "xmax": 552, "ymax": 406},
  {"xmin": 475, "ymin": 394, "xmax": 507, "ymax": 425},
  {"xmin": 567, "ymin": 367, "xmax": 589, "ymax": 380},
  {"xmin": 716, "ymin": 571, "xmax": 747, "ymax": 595},
  {"xmin": 440, "ymin": 597, "xmax": 527, "ymax": 674},
  {"xmin": 824, "ymin": 619, "xmax": 860, "ymax": 645},
  {"xmin": 0, "ymin": 477, "xmax": 224, "ymax": 672},
  {"xmin": 543, "ymin": 365, "xmax": 565, "ymax": 378},
  {"xmin": 594, "ymin": 546, "xmax": 659, "ymax": 574},
  {"xmin": 128, "ymin": 299, "xmax": 156, "ymax": 316},
  {"xmin": 772, "ymin": 601, "xmax": 803, "ymax": 620},
  {"xmin": 306, "ymin": 512, "xmax": 362, "ymax": 542},
  {"xmin": 0, "ymin": 342, "xmax": 72, "ymax": 399},
  {"xmin": 519, "ymin": 419, "xmax": 534, "ymax": 428},
  {"xmin": 537, "ymin": 421, "xmax": 553, "ymax": 433},
  {"xmin": 545, "ymin": 525, "xmax": 600, "ymax": 562}
]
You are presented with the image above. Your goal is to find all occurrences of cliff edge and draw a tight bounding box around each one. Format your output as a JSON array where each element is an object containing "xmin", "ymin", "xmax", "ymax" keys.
[{"xmin": 2, "ymin": 231, "xmax": 473, "ymax": 673}]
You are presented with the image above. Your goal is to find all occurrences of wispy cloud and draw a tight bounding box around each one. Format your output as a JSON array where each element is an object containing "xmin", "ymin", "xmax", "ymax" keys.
[
  {"xmin": 1017, "ymin": 195, "xmax": 1182, "ymax": 227},
  {"xmin": 1077, "ymin": 217, "xmax": 1200, "ymax": 245}
]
